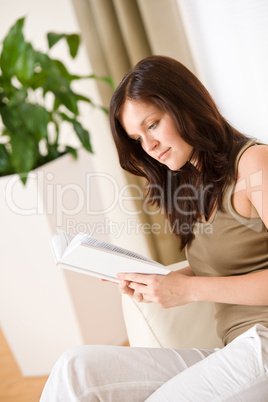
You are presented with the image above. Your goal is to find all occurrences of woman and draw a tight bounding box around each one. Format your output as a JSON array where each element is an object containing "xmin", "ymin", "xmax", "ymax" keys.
[{"xmin": 41, "ymin": 56, "xmax": 268, "ymax": 401}]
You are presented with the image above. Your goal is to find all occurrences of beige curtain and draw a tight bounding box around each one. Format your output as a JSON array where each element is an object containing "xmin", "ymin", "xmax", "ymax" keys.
[{"xmin": 71, "ymin": 0, "xmax": 196, "ymax": 264}]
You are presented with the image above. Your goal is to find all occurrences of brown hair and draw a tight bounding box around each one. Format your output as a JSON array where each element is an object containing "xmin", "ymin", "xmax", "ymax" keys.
[{"xmin": 109, "ymin": 55, "xmax": 249, "ymax": 250}]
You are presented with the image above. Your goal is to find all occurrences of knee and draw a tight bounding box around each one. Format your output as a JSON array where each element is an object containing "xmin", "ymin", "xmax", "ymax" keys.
[
  {"xmin": 41, "ymin": 347, "xmax": 93, "ymax": 401},
  {"xmin": 54, "ymin": 345, "xmax": 97, "ymax": 374},
  {"xmin": 54, "ymin": 344, "xmax": 116, "ymax": 376},
  {"xmin": 59, "ymin": 345, "xmax": 87, "ymax": 362}
]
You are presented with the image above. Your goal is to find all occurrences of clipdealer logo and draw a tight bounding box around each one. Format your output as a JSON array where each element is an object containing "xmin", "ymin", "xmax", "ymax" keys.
[{"xmin": 4, "ymin": 168, "xmax": 265, "ymax": 232}]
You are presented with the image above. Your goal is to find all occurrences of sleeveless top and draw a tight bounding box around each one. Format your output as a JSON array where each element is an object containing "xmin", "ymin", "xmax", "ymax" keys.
[{"xmin": 186, "ymin": 141, "xmax": 268, "ymax": 345}]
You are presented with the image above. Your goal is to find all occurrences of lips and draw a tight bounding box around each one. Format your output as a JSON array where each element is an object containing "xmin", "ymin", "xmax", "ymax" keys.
[{"xmin": 158, "ymin": 148, "xmax": 171, "ymax": 161}]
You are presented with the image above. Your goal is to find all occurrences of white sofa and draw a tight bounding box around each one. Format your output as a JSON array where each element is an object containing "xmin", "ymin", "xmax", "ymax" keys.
[{"xmin": 122, "ymin": 260, "xmax": 223, "ymax": 350}]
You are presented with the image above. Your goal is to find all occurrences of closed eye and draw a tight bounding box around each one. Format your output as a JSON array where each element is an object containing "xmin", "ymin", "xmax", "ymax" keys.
[{"xmin": 148, "ymin": 121, "xmax": 158, "ymax": 130}]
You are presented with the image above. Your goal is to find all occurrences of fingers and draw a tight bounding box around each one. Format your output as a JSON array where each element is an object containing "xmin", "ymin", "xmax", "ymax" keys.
[
  {"xmin": 99, "ymin": 278, "xmax": 116, "ymax": 283},
  {"xmin": 116, "ymin": 273, "xmax": 161, "ymax": 304},
  {"xmin": 119, "ymin": 280, "xmax": 134, "ymax": 296},
  {"xmin": 116, "ymin": 273, "xmax": 150, "ymax": 285},
  {"xmin": 118, "ymin": 280, "xmax": 146, "ymax": 303},
  {"xmin": 134, "ymin": 292, "xmax": 144, "ymax": 303}
]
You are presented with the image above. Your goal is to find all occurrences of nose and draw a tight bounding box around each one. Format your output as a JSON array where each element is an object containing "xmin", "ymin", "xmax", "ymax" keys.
[{"xmin": 142, "ymin": 134, "xmax": 159, "ymax": 153}]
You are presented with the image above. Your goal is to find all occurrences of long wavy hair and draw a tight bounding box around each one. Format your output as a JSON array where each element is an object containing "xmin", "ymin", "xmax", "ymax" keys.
[{"xmin": 109, "ymin": 55, "xmax": 249, "ymax": 250}]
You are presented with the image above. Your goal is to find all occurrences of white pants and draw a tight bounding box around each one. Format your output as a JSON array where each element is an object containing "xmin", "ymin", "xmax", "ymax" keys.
[{"xmin": 40, "ymin": 324, "xmax": 268, "ymax": 401}]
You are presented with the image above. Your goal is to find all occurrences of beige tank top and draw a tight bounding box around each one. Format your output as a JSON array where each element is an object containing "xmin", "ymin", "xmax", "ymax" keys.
[{"xmin": 186, "ymin": 141, "xmax": 268, "ymax": 345}]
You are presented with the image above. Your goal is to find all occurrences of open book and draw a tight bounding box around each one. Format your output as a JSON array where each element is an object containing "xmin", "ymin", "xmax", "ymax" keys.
[{"xmin": 51, "ymin": 230, "xmax": 170, "ymax": 283}]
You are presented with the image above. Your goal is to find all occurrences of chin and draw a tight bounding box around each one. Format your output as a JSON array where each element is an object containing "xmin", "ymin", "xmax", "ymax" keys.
[{"xmin": 166, "ymin": 161, "xmax": 185, "ymax": 171}]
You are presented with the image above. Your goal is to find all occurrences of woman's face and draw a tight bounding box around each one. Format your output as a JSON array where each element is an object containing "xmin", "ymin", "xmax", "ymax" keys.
[{"xmin": 120, "ymin": 100, "xmax": 193, "ymax": 171}]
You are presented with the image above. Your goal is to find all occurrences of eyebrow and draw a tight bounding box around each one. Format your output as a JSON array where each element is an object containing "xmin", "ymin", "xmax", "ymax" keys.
[
  {"xmin": 124, "ymin": 111, "xmax": 158, "ymax": 139},
  {"xmin": 140, "ymin": 112, "xmax": 156, "ymax": 127},
  {"xmin": 127, "ymin": 112, "xmax": 156, "ymax": 137}
]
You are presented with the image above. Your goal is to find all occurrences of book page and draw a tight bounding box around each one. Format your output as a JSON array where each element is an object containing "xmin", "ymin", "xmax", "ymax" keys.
[
  {"xmin": 60, "ymin": 244, "xmax": 169, "ymax": 282},
  {"xmin": 80, "ymin": 235, "xmax": 161, "ymax": 266},
  {"xmin": 51, "ymin": 230, "xmax": 76, "ymax": 262},
  {"xmin": 52, "ymin": 230, "xmax": 170, "ymax": 281}
]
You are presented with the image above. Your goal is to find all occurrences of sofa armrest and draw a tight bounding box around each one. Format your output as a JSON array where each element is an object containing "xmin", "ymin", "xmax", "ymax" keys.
[{"xmin": 122, "ymin": 261, "xmax": 223, "ymax": 350}]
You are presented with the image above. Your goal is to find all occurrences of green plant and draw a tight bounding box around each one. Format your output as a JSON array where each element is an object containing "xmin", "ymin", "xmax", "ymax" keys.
[{"xmin": 0, "ymin": 17, "xmax": 113, "ymax": 184}]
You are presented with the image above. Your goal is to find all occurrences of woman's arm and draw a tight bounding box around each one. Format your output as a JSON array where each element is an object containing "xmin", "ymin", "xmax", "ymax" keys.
[
  {"xmin": 117, "ymin": 268, "xmax": 268, "ymax": 307},
  {"xmin": 192, "ymin": 270, "xmax": 268, "ymax": 305},
  {"xmin": 118, "ymin": 145, "xmax": 268, "ymax": 308},
  {"xmin": 238, "ymin": 144, "xmax": 268, "ymax": 227},
  {"xmin": 117, "ymin": 265, "xmax": 196, "ymax": 307},
  {"xmin": 193, "ymin": 145, "xmax": 268, "ymax": 306}
]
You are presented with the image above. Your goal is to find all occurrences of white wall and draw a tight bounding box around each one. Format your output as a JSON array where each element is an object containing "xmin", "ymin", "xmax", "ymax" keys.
[
  {"xmin": 0, "ymin": 0, "xmax": 78, "ymax": 45},
  {"xmin": 178, "ymin": 0, "xmax": 268, "ymax": 143}
]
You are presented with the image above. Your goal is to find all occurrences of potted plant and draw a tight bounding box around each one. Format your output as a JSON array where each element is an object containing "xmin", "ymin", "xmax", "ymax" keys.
[{"xmin": 0, "ymin": 16, "xmax": 113, "ymax": 184}]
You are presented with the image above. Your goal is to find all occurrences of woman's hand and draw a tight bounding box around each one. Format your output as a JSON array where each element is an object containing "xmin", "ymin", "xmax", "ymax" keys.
[{"xmin": 117, "ymin": 270, "xmax": 196, "ymax": 308}]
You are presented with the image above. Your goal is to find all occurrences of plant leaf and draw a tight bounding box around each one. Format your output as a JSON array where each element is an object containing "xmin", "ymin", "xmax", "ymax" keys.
[
  {"xmin": 6, "ymin": 86, "xmax": 27, "ymax": 107},
  {"xmin": 53, "ymin": 60, "xmax": 72, "ymax": 81},
  {"xmin": 42, "ymin": 74, "xmax": 79, "ymax": 115},
  {"xmin": 15, "ymin": 42, "xmax": 36, "ymax": 83},
  {"xmin": 66, "ymin": 34, "xmax": 80, "ymax": 58},
  {"xmin": 0, "ymin": 17, "xmax": 26, "ymax": 77},
  {"xmin": 46, "ymin": 143, "xmax": 61, "ymax": 161},
  {"xmin": 10, "ymin": 132, "xmax": 37, "ymax": 181},
  {"xmin": 0, "ymin": 105, "xmax": 22, "ymax": 132},
  {"xmin": 34, "ymin": 52, "xmax": 62, "ymax": 78},
  {"xmin": 0, "ymin": 76, "xmax": 15, "ymax": 102},
  {"xmin": 54, "ymin": 85, "xmax": 79, "ymax": 115},
  {"xmin": 75, "ymin": 93, "xmax": 93, "ymax": 105},
  {"xmin": 72, "ymin": 120, "xmax": 92, "ymax": 152},
  {"xmin": 47, "ymin": 33, "xmax": 80, "ymax": 58},
  {"xmin": 64, "ymin": 145, "xmax": 78, "ymax": 159},
  {"xmin": 47, "ymin": 33, "xmax": 65, "ymax": 49},
  {"xmin": 18, "ymin": 103, "xmax": 50, "ymax": 140},
  {"xmin": 59, "ymin": 111, "xmax": 72, "ymax": 122},
  {"xmin": 0, "ymin": 144, "xmax": 12, "ymax": 174},
  {"xmin": 28, "ymin": 70, "xmax": 48, "ymax": 89}
]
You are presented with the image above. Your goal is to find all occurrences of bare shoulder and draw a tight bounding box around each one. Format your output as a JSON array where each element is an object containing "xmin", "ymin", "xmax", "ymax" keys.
[
  {"xmin": 234, "ymin": 144, "xmax": 268, "ymax": 224},
  {"xmin": 238, "ymin": 144, "xmax": 268, "ymax": 177}
]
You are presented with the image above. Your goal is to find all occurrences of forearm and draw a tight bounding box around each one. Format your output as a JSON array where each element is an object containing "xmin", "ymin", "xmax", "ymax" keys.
[{"xmin": 192, "ymin": 270, "xmax": 268, "ymax": 306}]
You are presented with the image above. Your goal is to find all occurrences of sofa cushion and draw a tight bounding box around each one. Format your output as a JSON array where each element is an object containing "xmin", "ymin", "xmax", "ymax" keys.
[{"xmin": 122, "ymin": 261, "xmax": 224, "ymax": 350}]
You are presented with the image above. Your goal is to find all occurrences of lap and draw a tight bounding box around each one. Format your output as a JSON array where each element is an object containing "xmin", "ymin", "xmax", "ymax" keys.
[
  {"xmin": 41, "ymin": 346, "xmax": 212, "ymax": 401},
  {"xmin": 41, "ymin": 324, "xmax": 268, "ymax": 402}
]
